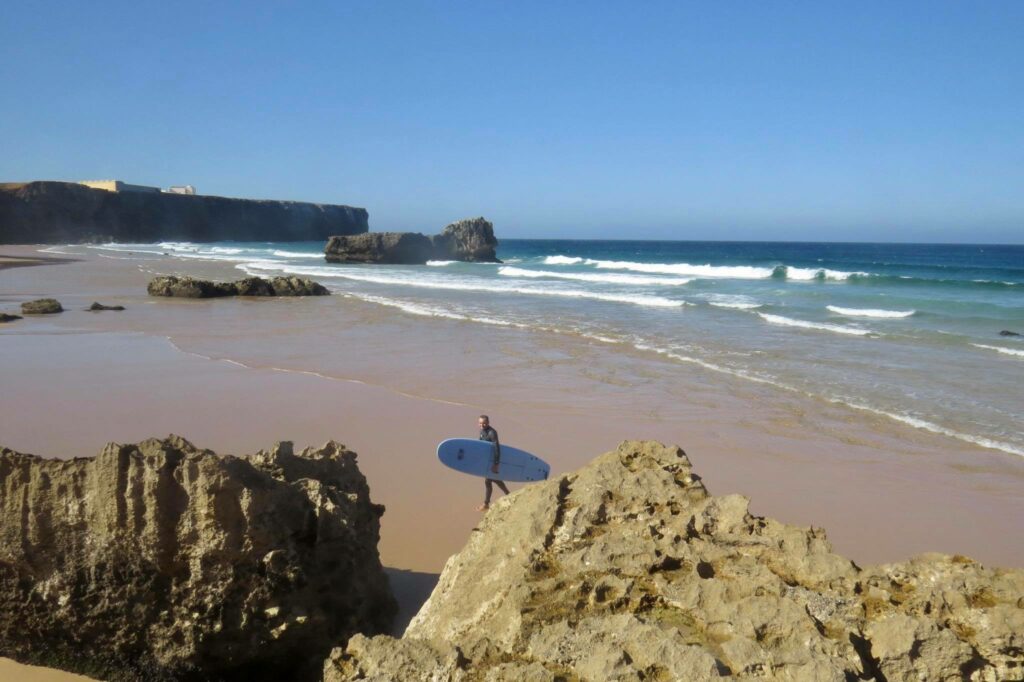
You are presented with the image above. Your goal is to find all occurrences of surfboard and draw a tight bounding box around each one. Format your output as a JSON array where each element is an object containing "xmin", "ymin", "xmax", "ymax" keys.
[{"xmin": 437, "ymin": 438, "xmax": 550, "ymax": 482}]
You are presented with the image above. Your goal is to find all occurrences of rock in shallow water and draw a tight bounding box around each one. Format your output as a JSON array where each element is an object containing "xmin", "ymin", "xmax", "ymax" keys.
[
  {"xmin": 87, "ymin": 301, "xmax": 125, "ymax": 311},
  {"xmin": 0, "ymin": 436, "xmax": 395, "ymax": 681},
  {"xmin": 20, "ymin": 298, "xmax": 63, "ymax": 314},
  {"xmin": 325, "ymin": 440, "xmax": 1024, "ymax": 682},
  {"xmin": 324, "ymin": 216, "xmax": 500, "ymax": 264},
  {"xmin": 0, "ymin": 313, "xmax": 21, "ymax": 322}
]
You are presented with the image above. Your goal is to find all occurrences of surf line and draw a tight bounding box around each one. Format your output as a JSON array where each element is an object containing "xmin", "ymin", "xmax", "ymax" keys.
[{"xmin": 161, "ymin": 336, "xmax": 476, "ymax": 409}]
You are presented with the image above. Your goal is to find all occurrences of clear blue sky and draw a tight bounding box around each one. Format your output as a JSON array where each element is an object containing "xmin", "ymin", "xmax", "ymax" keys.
[{"xmin": 2, "ymin": 2, "xmax": 1022, "ymax": 242}]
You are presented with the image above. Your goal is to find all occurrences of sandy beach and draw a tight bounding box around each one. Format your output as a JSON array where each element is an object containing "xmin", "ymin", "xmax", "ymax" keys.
[{"xmin": 2, "ymin": 244, "xmax": 1023, "ymax": 679}]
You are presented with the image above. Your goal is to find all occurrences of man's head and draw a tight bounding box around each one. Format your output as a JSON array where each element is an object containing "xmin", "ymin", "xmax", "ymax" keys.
[{"xmin": 478, "ymin": 415, "xmax": 490, "ymax": 429}]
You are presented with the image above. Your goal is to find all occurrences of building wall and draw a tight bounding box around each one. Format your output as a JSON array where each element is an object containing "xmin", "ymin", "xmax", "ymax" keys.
[{"xmin": 79, "ymin": 180, "xmax": 161, "ymax": 193}]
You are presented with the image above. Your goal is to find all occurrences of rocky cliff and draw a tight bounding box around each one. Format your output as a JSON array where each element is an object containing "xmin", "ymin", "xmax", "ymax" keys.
[
  {"xmin": 324, "ymin": 217, "xmax": 499, "ymax": 264},
  {"xmin": 0, "ymin": 436, "xmax": 395, "ymax": 681},
  {"xmin": 325, "ymin": 441, "xmax": 1024, "ymax": 682},
  {"xmin": 0, "ymin": 182, "xmax": 368, "ymax": 244}
]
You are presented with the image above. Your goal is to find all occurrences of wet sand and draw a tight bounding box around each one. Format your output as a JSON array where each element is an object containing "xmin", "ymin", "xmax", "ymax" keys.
[{"xmin": 2, "ymin": 244, "xmax": 1023, "ymax": 678}]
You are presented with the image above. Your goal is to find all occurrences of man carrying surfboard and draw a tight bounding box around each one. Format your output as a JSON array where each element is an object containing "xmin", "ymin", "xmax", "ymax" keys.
[{"xmin": 478, "ymin": 415, "xmax": 509, "ymax": 511}]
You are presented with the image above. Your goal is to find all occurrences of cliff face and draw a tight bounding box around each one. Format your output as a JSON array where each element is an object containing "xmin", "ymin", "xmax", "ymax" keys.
[
  {"xmin": 324, "ymin": 217, "xmax": 499, "ymax": 264},
  {"xmin": 0, "ymin": 436, "xmax": 395, "ymax": 681},
  {"xmin": 325, "ymin": 441, "xmax": 1024, "ymax": 682},
  {"xmin": 0, "ymin": 182, "xmax": 368, "ymax": 244}
]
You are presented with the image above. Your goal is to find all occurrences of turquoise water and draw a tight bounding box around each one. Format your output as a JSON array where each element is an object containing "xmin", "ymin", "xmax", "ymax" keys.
[{"xmin": 90, "ymin": 239, "xmax": 1024, "ymax": 458}]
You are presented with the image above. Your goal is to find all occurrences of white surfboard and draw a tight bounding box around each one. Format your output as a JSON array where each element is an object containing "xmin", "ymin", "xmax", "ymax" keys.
[{"xmin": 437, "ymin": 438, "xmax": 550, "ymax": 482}]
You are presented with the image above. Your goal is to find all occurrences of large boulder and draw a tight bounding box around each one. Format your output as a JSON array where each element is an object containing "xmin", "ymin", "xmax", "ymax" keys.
[
  {"xmin": 325, "ymin": 217, "xmax": 501, "ymax": 264},
  {"xmin": 0, "ymin": 436, "xmax": 396, "ymax": 681},
  {"xmin": 325, "ymin": 441, "xmax": 1024, "ymax": 682},
  {"xmin": 324, "ymin": 232, "xmax": 435, "ymax": 264},
  {"xmin": 20, "ymin": 298, "xmax": 63, "ymax": 314},
  {"xmin": 430, "ymin": 217, "xmax": 499, "ymax": 262}
]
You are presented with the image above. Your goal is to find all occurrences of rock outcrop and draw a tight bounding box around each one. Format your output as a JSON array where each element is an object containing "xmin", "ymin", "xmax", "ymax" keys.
[
  {"xmin": 87, "ymin": 301, "xmax": 125, "ymax": 311},
  {"xmin": 0, "ymin": 181, "xmax": 368, "ymax": 244},
  {"xmin": 147, "ymin": 275, "xmax": 329, "ymax": 298},
  {"xmin": 324, "ymin": 217, "xmax": 500, "ymax": 264},
  {"xmin": 325, "ymin": 441, "xmax": 1024, "ymax": 682},
  {"xmin": 430, "ymin": 217, "xmax": 499, "ymax": 262},
  {"xmin": 21, "ymin": 298, "xmax": 63, "ymax": 314},
  {"xmin": 0, "ymin": 436, "xmax": 396, "ymax": 681}
]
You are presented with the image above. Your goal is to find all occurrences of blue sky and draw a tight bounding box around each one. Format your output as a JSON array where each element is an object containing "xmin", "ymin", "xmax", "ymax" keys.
[{"xmin": 2, "ymin": 2, "xmax": 1022, "ymax": 242}]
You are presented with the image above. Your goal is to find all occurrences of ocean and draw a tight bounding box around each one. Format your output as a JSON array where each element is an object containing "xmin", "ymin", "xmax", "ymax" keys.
[{"xmin": 85, "ymin": 239, "xmax": 1024, "ymax": 458}]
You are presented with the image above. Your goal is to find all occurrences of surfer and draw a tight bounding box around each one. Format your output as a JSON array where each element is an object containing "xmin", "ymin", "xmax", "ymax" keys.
[{"xmin": 478, "ymin": 415, "xmax": 509, "ymax": 511}]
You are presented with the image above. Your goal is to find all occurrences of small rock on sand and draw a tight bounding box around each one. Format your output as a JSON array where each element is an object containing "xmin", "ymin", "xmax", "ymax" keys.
[{"xmin": 20, "ymin": 298, "xmax": 63, "ymax": 315}]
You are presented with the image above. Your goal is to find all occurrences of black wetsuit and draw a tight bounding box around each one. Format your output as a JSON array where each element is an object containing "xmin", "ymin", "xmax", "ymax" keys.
[{"xmin": 480, "ymin": 426, "xmax": 509, "ymax": 504}]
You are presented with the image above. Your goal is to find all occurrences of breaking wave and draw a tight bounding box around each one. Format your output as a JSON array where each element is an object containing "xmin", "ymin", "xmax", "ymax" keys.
[
  {"xmin": 971, "ymin": 343, "xmax": 1024, "ymax": 358},
  {"xmin": 826, "ymin": 306, "xmax": 916, "ymax": 318},
  {"xmin": 498, "ymin": 266, "xmax": 692, "ymax": 286}
]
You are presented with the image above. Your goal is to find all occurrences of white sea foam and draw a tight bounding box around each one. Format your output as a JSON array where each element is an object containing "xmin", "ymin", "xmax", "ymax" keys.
[
  {"xmin": 499, "ymin": 266, "xmax": 692, "ymax": 286},
  {"xmin": 971, "ymin": 343, "xmax": 1024, "ymax": 358},
  {"xmin": 826, "ymin": 306, "xmax": 916, "ymax": 318},
  {"xmin": 758, "ymin": 313, "xmax": 872, "ymax": 336},
  {"xmin": 705, "ymin": 294, "xmax": 763, "ymax": 310},
  {"xmin": 543, "ymin": 255, "xmax": 585, "ymax": 265},
  {"xmin": 238, "ymin": 262, "xmax": 689, "ymax": 308},
  {"xmin": 784, "ymin": 266, "xmax": 861, "ymax": 281},
  {"xmin": 834, "ymin": 400, "xmax": 1024, "ymax": 458},
  {"xmin": 273, "ymin": 250, "xmax": 316, "ymax": 258},
  {"xmin": 426, "ymin": 260, "xmax": 456, "ymax": 266}
]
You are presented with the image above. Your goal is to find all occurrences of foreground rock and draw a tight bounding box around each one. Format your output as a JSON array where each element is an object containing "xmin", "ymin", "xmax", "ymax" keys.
[
  {"xmin": 326, "ymin": 441, "xmax": 1024, "ymax": 681},
  {"xmin": 0, "ymin": 313, "xmax": 21, "ymax": 323},
  {"xmin": 0, "ymin": 436, "xmax": 395, "ymax": 681},
  {"xmin": 20, "ymin": 298, "xmax": 63, "ymax": 314},
  {"xmin": 147, "ymin": 275, "xmax": 329, "ymax": 298},
  {"xmin": 87, "ymin": 301, "xmax": 125, "ymax": 311},
  {"xmin": 0, "ymin": 181, "xmax": 368, "ymax": 244},
  {"xmin": 324, "ymin": 216, "xmax": 500, "ymax": 264}
]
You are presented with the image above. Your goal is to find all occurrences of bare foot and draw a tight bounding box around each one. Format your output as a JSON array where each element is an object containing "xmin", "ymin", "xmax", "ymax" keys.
[{"xmin": 477, "ymin": 503, "xmax": 489, "ymax": 512}]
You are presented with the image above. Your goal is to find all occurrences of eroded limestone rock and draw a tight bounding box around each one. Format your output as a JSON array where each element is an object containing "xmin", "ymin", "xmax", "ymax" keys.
[
  {"xmin": 0, "ymin": 436, "xmax": 395, "ymax": 681},
  {"xmin": 325, "ymin": 440, "xmax": 1024, "ymax": 682}
]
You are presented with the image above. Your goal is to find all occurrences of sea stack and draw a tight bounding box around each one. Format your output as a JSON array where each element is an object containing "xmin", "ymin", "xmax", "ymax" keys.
[
  {"xmin": 0, "ymin": 436, "xmax": 396, "ymax": 681},
  {"xmin": 325, "ymin": 440, "xmax": 1024, "ymax": 681},
  {"xmin": 324, "ymin": 216, "xmax": 500, "ymax": 264}
]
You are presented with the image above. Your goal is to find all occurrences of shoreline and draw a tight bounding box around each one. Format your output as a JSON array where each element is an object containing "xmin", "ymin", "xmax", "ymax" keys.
[{"xmin": 2, "ymin": 244, "xmax": 1022, "ymax": 571}]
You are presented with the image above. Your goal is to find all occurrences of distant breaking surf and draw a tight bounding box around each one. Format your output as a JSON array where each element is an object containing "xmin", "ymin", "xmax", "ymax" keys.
[{"xmin": 826, "ymin": 305, "xmax": 916, "ymax": 318}]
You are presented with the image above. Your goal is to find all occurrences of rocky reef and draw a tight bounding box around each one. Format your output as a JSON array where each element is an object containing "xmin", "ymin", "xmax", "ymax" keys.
[
  {"xmin": 326, "ymin": 441, "xmax": 1024, "ymax": 682},
  {"xmin": 324, "ymin": 217, "xmax": 499, "ymax": 264},
  {"xmin": 147, "ymin": 275, "xmax": 329, "ymax": 298},
  {"xmin": 0, "ymin": 436, "xmax": 395, "ymax": 681},
  {"xmin": 0, "ymin": 181, "xmax": 368, "ymax": 244}
]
